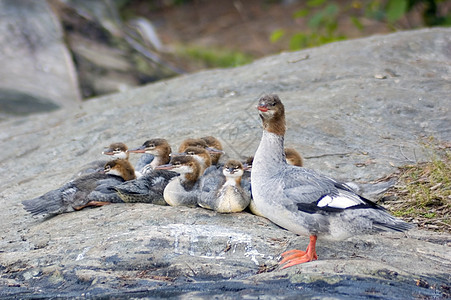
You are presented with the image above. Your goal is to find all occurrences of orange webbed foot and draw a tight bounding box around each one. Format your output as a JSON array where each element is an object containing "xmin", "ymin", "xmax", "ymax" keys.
[
  {"xmin": 74, "ymin": 201, "xmax": 111, "ymax": 211},
  {"xmin": 279, "ymin": 235, "xmax": 318, "ymax": 269}
]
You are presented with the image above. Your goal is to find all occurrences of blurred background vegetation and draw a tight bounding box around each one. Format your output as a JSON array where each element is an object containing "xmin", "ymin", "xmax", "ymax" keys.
[
  {"xmin": 117, "ymin": 0, "xmax": 450, "ymax": 67},
  {"xmin": 50, "ymin": 0, "xmax": 449, "ymax": 98}
]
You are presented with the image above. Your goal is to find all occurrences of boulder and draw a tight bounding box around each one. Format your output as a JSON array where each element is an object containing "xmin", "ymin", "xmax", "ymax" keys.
[
  {"xmin": 0, "ymin": 0, "xmax": 81, "ymax": 118},
  {"xmin": 0, "ymin": 28, "xmax": 450, "ymax": 298}
]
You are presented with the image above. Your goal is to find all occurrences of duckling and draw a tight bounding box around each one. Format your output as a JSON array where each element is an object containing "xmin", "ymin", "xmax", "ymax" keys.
[
  {"xmin": 22, "ymin": 159, "xmax": 136, "ymax": 218},
  {"xmin": 200, "ymin": 136, "xmax": 224, "ymax": 165},
  {"xmin": 178, "ymin": 138, "xmax": 224, "ymax": 165},
  {"xmin": 128, "ymin": 138, "xmax": 172, "ymax": 175},
  {"xmin": 251, "ymin": 94, "xmax": 413, "ymax": 269},
  {"xmin": 155, "ymin": 155, "xmax": 201, "ymax": 207},
  {"xmin": 178, "ymin": 138, "xmax": 209, "ymax": 153},
  {"xmin": 284, "ymin": 147, "xmax": 304, "ymax": 167},
  {"xmin": 174, "ymin": 146, "xmax": 212, "ymax": 175},
  {"xmin": 113, "ymin": 138, "xmax": 177, "ymax": 205},
  {"xmin": 199, "ymin": 160, "xmax": 250, "ymax": 213},
  {"xmin": 75, "ymin": 142, "xmax": 129, "ymax": 177}
]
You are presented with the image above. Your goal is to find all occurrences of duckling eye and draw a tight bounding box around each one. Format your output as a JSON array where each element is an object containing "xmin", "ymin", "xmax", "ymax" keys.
[
  {"xmin": 188, "ymin": 151, "xmax": 195, "ymax": 155},
  {"xmin": 105, "ymin": 166, "xmax": 111, "ymax": 171},
  {"xmin": 149, "ymin": 144, "xmax": 155, "ymax": 148}
]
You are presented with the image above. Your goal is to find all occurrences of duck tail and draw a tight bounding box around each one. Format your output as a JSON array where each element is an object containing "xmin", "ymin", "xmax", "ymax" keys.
[{"xmin": 22, "ymin": 188, "xmax": 69, "ymax": 217}]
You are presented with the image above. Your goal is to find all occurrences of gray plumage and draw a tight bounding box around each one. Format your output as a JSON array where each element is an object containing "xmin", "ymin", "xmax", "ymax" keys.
[
  {"xmin": 135, "ymin": 153, "xmax": 155, "ymax": 173},
  {"xmin": 113, "ymin": 170, "xmax": 178, "ymax": 205},
  {"xmin": 199, "ymin": 163, "xmax": 250, "ymax": 213},
  {"xmin": 22, "ymin": 172, "xmax": 126, "ymax": 217},
  {"xmin": 251, "ymin": 95, "xmax": 413, "ymax": 241}
]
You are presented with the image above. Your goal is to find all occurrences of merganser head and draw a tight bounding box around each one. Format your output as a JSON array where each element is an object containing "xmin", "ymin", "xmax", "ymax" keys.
[
  {"xmin": 102, "ymin": 142, "xmax": 129, "ymax": 160},
  {"xmin": 257, "ymin": 94, "xmax": 286, "ymax": 136},
  {"xmin": 129, "ymin": 138, "xmax": 171, "ymax": 157},
  {"xmin": 156, "ymin": 156, "xmax": 201, "ymax": 182},
  {"xmin": 103, "ymin": 159, "xmax": 136, "ymax": 181},
  {"xmin": 223, "ymin": 160, "xmax": 244, "ymax": 179},
  {"xmin": 178, "ymin": 138, "xmax": 207, "ymax": 152},
  {"xmin": 200, "ymin": 136, "xmax": 224, "ymax": 165},
  {"xmin": 178, "ymin": 138, "xmax": 224, "ymax": 156},
  {"xmin": 285, "ymin": 147, "xmax": 303, "ymax": 167},
  {"xmin": 174, "ymin": 146, "xmax": 212, "ymax": 171}
]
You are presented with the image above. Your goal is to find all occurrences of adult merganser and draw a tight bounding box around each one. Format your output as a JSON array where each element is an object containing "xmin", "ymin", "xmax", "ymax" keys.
[
  {"xmin": 199, "ymin": 160, "xmax": 251, "ymax": 213},
  {"xmin": 128, "ymin": 138, "xmax": 172, "ymax": 175},
  {"xmin": 22, "ymin": 159, "xmax": 136, "ymax": 217},
  {"xmin": 113, "ymin": 138, "xmax": 177, "ymax": 205},
  {"xmin": 251, "ymin": 94, "xmax": 413, "ymax": 269},
  {"xmin": 155, "ymin": 155, "xmax": 201, "ymax": 207},
  {"xmin": 75, "ymin": 142, "xmax": 130, "ymax": 177},
  {"xmin": 200, "ymin": 136, "xmax": 224, "ymax": 165}
]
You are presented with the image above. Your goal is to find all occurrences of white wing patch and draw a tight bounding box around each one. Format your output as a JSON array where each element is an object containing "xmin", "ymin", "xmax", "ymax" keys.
[
  {"xmin": 317, "ymin": 195, "xmax": 360, "ymax": 209},
  {"xmin": 152, "ymin": 176, "xmax": 165, "ymax": 185}
]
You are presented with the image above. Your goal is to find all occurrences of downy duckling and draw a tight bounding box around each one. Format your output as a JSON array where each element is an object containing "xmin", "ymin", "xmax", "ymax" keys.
[
  {"xmin": 22, "ymin": 159, "xmax": 136, "ymax": 218},
  {"xmin": 114, "ymin": 138, "xmax": 177, "ymax": 205},
  {"xmin": 199, "ymin": 160, "xmax": 250, "ymax": 213},
  {"xmin": 200, "ymin": 136, "xmax": 224, "ymax": 165},
  {"xmin": 284, "ymin": 147, "xmax": 304, "ymax": 167},
  {"xmin": 155, "ymin": 155, "xmax": 201, "ymax": 207},
  {"xmin": 128, "ymin": 138, "xmax": 172, "ymax": 175},
  {"xmin": 174, "ymin": 146, "xmax": 211, "ymax": 175},
  {"xmin": 178, "ymin": 138, "xmax": 224, "ymax": 166},
  {"xmin": 75, "ymin": 142, "xmax": 129, "ymax": 177}
]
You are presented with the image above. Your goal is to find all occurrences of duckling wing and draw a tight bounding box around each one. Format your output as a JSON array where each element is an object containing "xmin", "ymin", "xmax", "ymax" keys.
[
  {"xmin": 113, "ymin": 170, "xmax": 177, "ymax": 204},
  {"xmin": 135, "ymin": 153, "xmax": 155, "ymax": 173},
  {"xmin": 86, "ymin": 175, "xmax": 126, "ymax": 203},
  {"xmin": 199, "ymin": 165, "xmax": 225, "ymax": 209}
]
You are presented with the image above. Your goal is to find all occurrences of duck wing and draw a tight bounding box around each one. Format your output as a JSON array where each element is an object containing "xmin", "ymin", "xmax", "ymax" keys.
[{"xmin": 281, "ymin": 165, "xmax": 381, "ymax": 214}]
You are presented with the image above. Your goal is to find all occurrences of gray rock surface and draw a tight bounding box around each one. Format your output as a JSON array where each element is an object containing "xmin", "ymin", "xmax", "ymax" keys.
[
  {"xmin": 1, "ymin": 28, "xmax": 450, "ymax": 298},
  {"xmin": 0, "ymin": 0, "xmax": 81, "ymax": 118}
]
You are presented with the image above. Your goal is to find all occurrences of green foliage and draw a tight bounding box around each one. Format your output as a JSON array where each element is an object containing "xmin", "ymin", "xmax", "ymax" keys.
[
  {"xmin": 177, "ymin": 46, "xmax": 253, "ymax": 68},
  {"xmin": 272, "ymin": 0, "xmax": 450, "ymax": 52},
  {"xmin": 270, "ymin": 29, "xmax": 285, "ymax": 43},
  {"xmin": 386, "ymin": 0, "xmax": 408, "ymax": 22}
]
